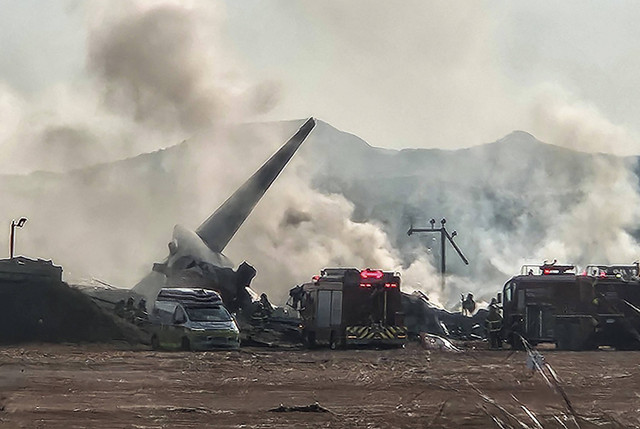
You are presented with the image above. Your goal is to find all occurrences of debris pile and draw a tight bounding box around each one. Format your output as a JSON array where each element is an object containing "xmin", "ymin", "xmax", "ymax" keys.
[
  {"xmin": 0, "ymin": 257, "xmax": 144, "ymax": 344},
  {"xmin": 419, "ymin": 333, "xmax": 462, "ymax": 352},
  {"xmin": 402, "ymin": 291, "xmax": 488, "ymax": 340},
  {"xmin": 269, "ymin": 402, "xmax": 331, "ymax": 413}
]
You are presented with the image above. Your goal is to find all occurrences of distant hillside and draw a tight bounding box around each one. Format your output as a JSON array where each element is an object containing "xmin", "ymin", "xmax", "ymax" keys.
[
  {"xmin": 2, "ymin": 119, "xmax": 639, "ymax": 307},
  {"xmin": 306, "ymin": 122, "xmax": 640, "ymax": 279}
]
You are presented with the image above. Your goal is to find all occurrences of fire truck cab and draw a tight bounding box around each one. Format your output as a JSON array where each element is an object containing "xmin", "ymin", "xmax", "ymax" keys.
[
  {"xmin": 500, "ymin": 262, "xmax": 640, "ymax": 350},
  {"xmin": 583, "ymin": 263, "xmax": 640, "ymax": 350},
  {"xmin": 291, "ymin": 268, "xmax": 408, "ymax": 349},
  {"xmin": 500, "ymin": 263, "xmax": 586, "ymax": 348}
]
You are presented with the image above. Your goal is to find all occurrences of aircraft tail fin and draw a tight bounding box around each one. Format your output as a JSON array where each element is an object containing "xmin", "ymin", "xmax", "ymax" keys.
[{"xmin": 196, "ymin": 117, "xmax": 316, "ymax": 252}]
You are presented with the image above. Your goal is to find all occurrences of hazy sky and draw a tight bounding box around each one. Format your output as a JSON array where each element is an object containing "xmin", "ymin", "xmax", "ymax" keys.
[
  {"xmin": 3, "ymin": 0, "xmax": 640, "ymax": 302},
  {"xmin": 3, "ymin": 1, "xmax": 640, "ymax": 154}
]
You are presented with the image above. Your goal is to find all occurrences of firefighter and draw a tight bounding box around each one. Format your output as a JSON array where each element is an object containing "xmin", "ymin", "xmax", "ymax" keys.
[
  {"xmin": 485, "ymin": 298, "xmax": 503, "ymax": 349},
  {"xmin": 259, "ymin": 293, "xmax": 274, "ymax": 317},
  {"xmin": 134, "ymin": 299, "xmax": 148, "ymax": 325},
  {"xmin": 462, "ymin": 293, "xmax": 476, "ymax": 316},
  {"xmin": 124, "ymin": 297, "xmax": 135, "ymax": 323},
  {"xmin": 289, "ymin": 285, "xmax": 304, "ymax": 310},
  {"xmin": 114, "ymin": 300, "xmax": 126, "ymax": 318}
]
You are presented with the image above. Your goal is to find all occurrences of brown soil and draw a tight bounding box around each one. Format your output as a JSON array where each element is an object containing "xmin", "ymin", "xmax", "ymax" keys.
[{"xmin": 0, "ymin": 343, "xmax": 637, "ymax": 428}]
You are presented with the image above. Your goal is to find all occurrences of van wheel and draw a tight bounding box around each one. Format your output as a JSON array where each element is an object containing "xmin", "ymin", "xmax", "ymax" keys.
[
  {"xmin": 151, "ymin": 335, "xmax": 160, "ymax": 350},
  {"xmin": 508, "ymin": 334, "xmax": 525, "ymax": 350},
  {"xmin": 181, "ymin": 337, "xmax": 191, "ymax": 351},
  {"xmin": 329, "ymin": 331, "xmax": 340, "ymax": 350},
  {"xmin": 303, "ymin": 330, "xmax": 316, "ymax": 349}
]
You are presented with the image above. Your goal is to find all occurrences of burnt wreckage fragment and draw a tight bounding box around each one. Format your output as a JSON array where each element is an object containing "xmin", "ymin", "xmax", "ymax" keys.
[{"xmin": 85, "ymin": 119, "xmax": 316, "ymax": 341}]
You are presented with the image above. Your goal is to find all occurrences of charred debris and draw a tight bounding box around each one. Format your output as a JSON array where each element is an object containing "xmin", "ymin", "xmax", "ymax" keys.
[
  {"xmin": 11, "ymin": 254, "xmax": 640, "ymax": 352},
  {"xmin": 7, "ymin": 113, "xmax": 640, "ymax": 351},
  {"xmin": 0, "ymin": 257, "xmax": 144, "ymax": 344}
]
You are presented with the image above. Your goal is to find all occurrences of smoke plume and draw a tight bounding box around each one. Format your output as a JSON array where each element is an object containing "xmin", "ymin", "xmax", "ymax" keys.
[
  {"xmin": 0, "ymin": 1, "xmax": 436, "ymax": 307},
  {"xmin": 2, "ymin": 1, "xmax": 640, "ymax": 312}
]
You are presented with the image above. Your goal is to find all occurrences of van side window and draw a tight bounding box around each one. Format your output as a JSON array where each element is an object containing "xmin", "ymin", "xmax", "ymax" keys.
[
  {"xmin": 173, "ymin": 306, "xmax": 187, "ymax": 324},
  {"xmin": 156, "ymin": 301, "xmax": 177, "ymax": 313},
  {"xmin": 154, "ymin": 301, "xmax": 177, "ymax": 324}
]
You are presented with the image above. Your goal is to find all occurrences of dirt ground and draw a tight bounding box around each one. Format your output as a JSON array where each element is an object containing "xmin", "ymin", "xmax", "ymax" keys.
[{"xmin": 0, "ymin": 343, "xmax": 638, "ymax": 428}]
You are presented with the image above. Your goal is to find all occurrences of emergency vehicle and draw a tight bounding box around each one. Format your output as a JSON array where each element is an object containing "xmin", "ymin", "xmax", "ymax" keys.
[
  {"xmin": 499, "ymin": 262, "xmax": 584, "ymax": 348},
  {"xmin": 576, "ymin": 264, "xmax": 640, "ymax": 350},
  {"xmin": 148, "ymin": 288, "xmax": 240, "ymax": 351},
  {"xmin": 291, "ymin": 268, "xmax": 408, "ymax": 348},
  {"xmin": 499, "ymin": 262, "xmax": 640, "ymax": 350}
]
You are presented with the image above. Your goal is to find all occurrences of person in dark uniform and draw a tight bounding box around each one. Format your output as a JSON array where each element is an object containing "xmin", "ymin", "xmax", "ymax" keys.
[
  {"xmin": 114, "ymin": 300, "xmax": 126, "ymax": 318},
  {"xmin": 259, "ymin": 293, "xmax": 274, "ymax": 317},
  {"xmin": 134, "ymin": 299, "xmax": 148, "ymax": 324},
  {"xmin": 125, "ymin": 297, "xmax": 136, "ymax": 323},
  {"xmin": 485, "ymin": 298, "xmax": 503, "ymax": 349},
  {"xmin": 462, "ymin": 293, "xmax": 476, "ymax": 316}
]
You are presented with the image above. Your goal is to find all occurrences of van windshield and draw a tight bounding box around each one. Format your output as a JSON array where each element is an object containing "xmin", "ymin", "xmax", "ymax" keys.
[{"xmin": 185, "ymin": 306, "xmax": 232, "ymax": 322}]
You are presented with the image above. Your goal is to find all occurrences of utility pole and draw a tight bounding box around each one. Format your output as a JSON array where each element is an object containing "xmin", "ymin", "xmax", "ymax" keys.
[
  {"xmin": 9, "ymin": 217, "xmax": 28, "ymax": 259},
  {"xmin": 407, "ymin": 218, "xmax": 469, "ymax": 290}
]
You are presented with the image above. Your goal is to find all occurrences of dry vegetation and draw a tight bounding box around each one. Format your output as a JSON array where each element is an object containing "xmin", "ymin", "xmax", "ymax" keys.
[{"xmin": 0, "ymin": 343, "xmax": 637, "ymax": 428}]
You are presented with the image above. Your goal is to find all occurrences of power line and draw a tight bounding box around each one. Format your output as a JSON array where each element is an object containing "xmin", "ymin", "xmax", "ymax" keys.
[{"xmin": 407, "ymin": 218, "xmax": 469, "ymax": 290}]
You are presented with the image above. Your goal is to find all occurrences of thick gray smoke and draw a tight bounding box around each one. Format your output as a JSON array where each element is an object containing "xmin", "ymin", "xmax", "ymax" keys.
[
  {"xmin": 300, "ymin": 118, "xmax": 640, "ymax": 308},
  {"xmin": 89, "ymin": 5, "xmax": 224, "ymax": 133},
  {"xmin": 2, "ymin": 1, "xmax": 640, "ymax": 311},
  {"xmin": 529, "ymin": 90, "xmax": 640, "ymax": 265},
  {"xmin": 0, "ymin": 1, "xmax": 431, "ymax": 306}
]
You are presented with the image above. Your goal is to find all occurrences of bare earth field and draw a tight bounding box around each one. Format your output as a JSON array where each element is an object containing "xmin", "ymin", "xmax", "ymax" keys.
[{"xmin": 0, "ymin": 343, "xmax": 638, "ymax": 428}]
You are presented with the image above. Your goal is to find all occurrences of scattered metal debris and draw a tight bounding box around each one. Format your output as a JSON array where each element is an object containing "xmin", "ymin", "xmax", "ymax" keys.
[
  {"xmin": 518, "ymin": 335, "xmax": 581, "ymax": 428},
  {"xmin": 268, "ymin": 402, "xmax": 331, "ymax": 413},
  {"xmin": 511, "ymin": 394, "xmax": 543, "ymax": 429},
  {"xmin": 419, "ymin": 333, "xmax": 462, "ymax": 352}
]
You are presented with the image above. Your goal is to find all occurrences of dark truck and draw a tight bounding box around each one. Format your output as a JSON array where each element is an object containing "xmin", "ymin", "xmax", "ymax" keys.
[
  {"xmin": 289, "ymin": 268, "xmax": 408, "ymax": 349},
  {"xmin": 581, "ymin": 264, "xmax": 640, "ymax": 350},
  {"xmin": 499, "ymin": 262, "xmax": 640, "ymax": 350},
  {"xmin": 500, "ymin": 263, "xmax": 580, "ymax": 348}
]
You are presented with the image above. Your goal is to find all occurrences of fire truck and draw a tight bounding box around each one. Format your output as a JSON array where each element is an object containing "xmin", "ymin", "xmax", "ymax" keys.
[
  {"xmin": 499, "ymin": 262, "xmax": 583, "ymax": 348},
  {"xmin": 578, "ymin": 264, "xmax": 640, "ymax": 350},
  {"xmin": 289, "ymin": 268, "xmax": 408, "ymax": 349},
  {"xmin": 499, "ymin": 262, "xmax": 640, "ymax": 350}
]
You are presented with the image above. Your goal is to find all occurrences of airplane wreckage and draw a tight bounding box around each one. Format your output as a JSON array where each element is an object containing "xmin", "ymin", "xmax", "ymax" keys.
[
  {"xmin": 78, "ymin": 115, "xmax": 483, "ymax": 348},
  {"xmin": 83, "ymin": 117, "xmax": 317, "ymax": 345},
  {"xmin": 2, "ymin": 116, "xmax": 488, "ymax": 347}
]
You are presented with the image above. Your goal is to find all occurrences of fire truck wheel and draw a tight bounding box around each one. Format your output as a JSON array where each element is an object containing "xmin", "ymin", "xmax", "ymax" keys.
[
  {"xmin": 151, "ymin": 335, "xmax": 160, "ymax": 350},
  {"xmin": 555, "ymin": 322, "xmax": 576, "ymax": 350},
  {"xmin": 615, "ymin": 339, "xmax": 640, "ymax": 351},
  {"xmin": 556, "ymin": 322, "xmax": 595, "ymax": 351},
  {"xmin": 329, "ymin": 331, "xmax": 340, "ymax": 350},
  {"xmin": 508, "ymin": 335, "xmax": 525, "ymax": 350},
  {"xmin": 181, "ymin": 337, "xmax": 191, "ymax": 351},
  {"xmin": 303, "ymin": 330, "xmax": 316, "ymax": 349}
]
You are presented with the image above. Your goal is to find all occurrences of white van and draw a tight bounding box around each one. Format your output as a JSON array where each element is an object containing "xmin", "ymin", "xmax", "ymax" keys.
[{"xmin": 149, "ymin": 288, "xmax": 240, "ymax": 351}]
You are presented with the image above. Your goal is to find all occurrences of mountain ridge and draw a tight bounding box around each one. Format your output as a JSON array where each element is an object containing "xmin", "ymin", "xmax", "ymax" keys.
[{"xmin": 1, "ymin": 119, "xmax": 638, "ymax": 307}]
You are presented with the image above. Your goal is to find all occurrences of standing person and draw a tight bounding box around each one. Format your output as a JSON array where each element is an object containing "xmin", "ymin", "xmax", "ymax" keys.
[
  {"xmin": 135, "ymin": 299, "xmax": 148, "ymax": 325},
  {"xmin": 462, "ymin": 293, "xmax": 476, "ymax": 316},
  {"xmin": 485, "ymin": 298, "xmax": 503, "ymax": 349},
  {"xmin": 125, "ymin": 297, "xmax": 136, "ymax": 323},
  {"xmin": 114, "ymin": 300, "xmax": 126, "ymax": 318}
]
